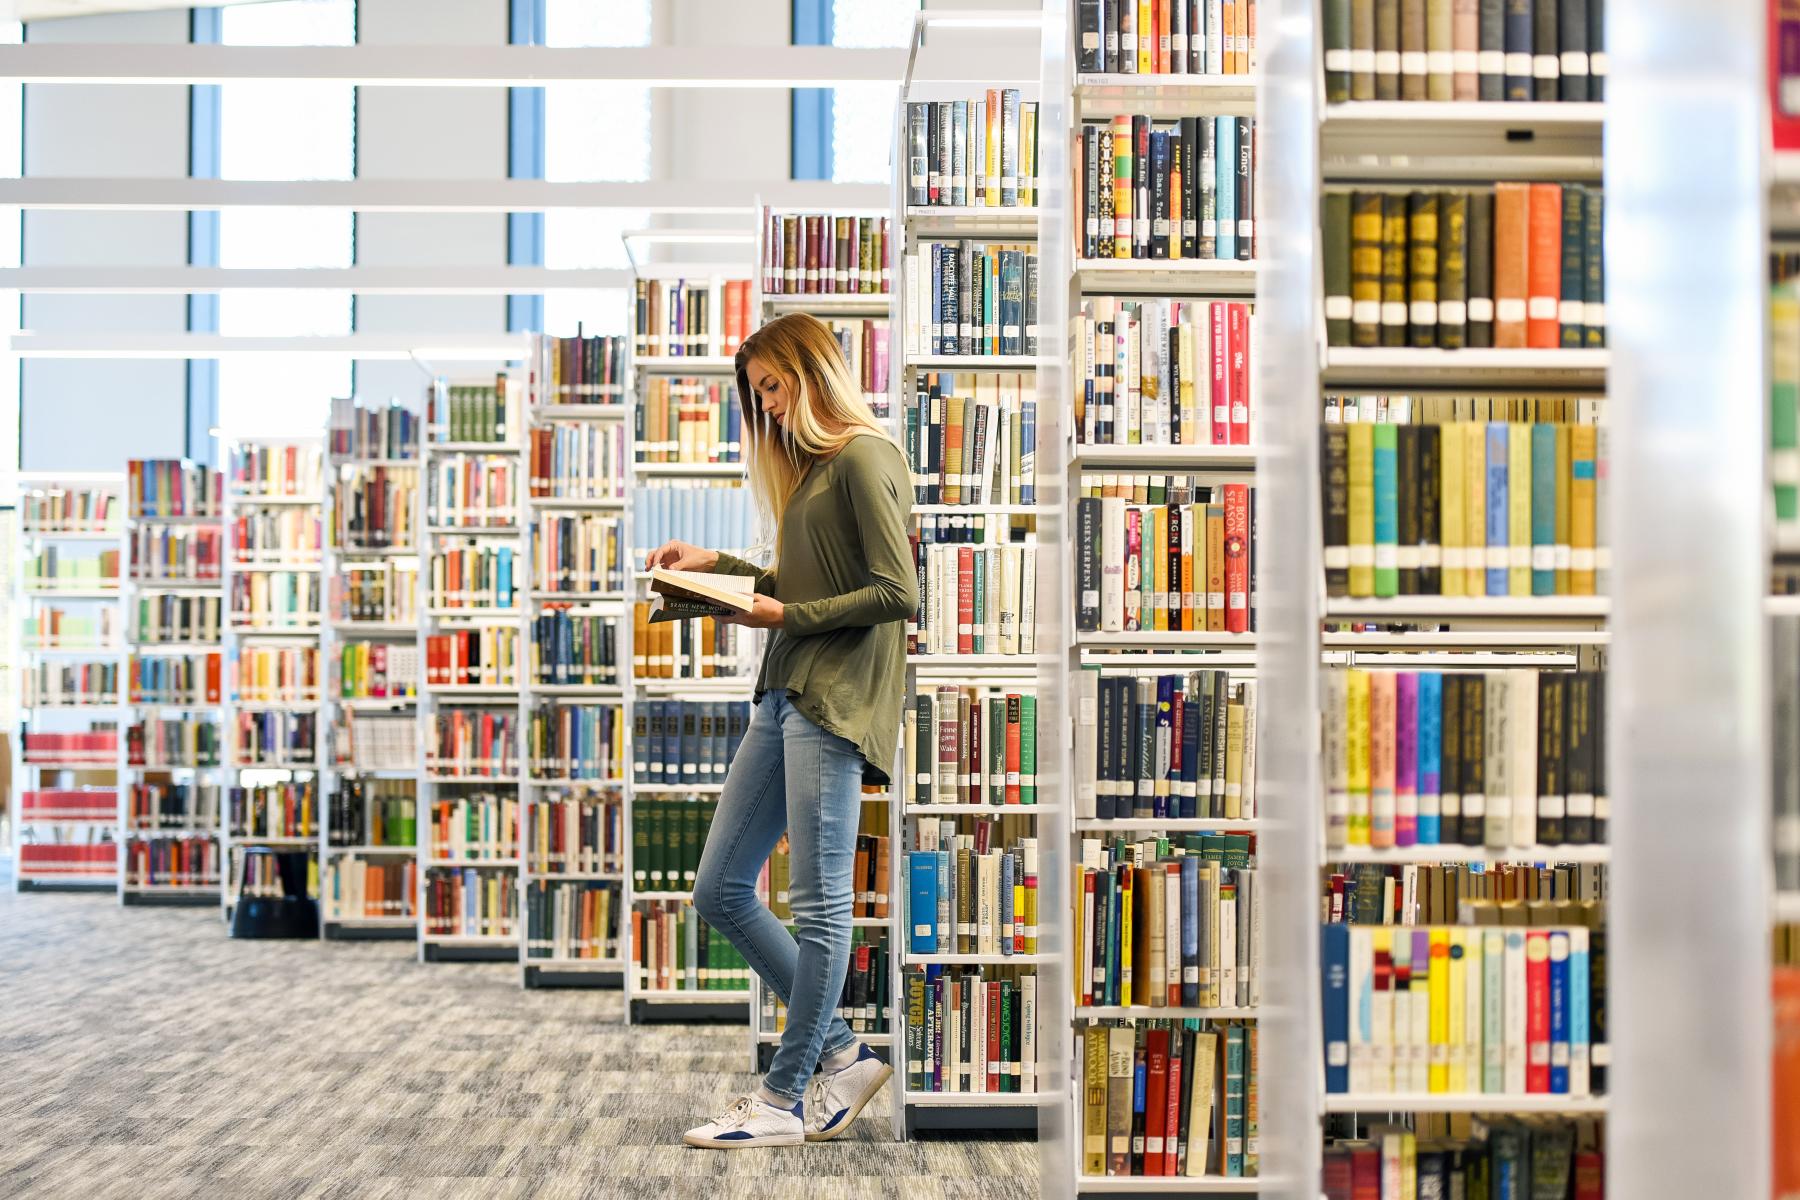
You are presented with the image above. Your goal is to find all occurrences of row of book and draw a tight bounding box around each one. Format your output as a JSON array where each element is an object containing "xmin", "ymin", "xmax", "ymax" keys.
[
  {"xmin": 1325, "ymin": 865, "xmax": 1602, "ymax": 929},
  {"xmin": 1077, "ymin": 0, "xmax": 1258, "ymax": 75},
  {"xmin": 1073, "ymin": 481, "xmax": 1256, "ymax": 634},
  {"xmin": 326, "ymin": 777, "xmax": 416, "ymax": 848},
  {"xmin": 635, "ymin": 377, "xmax": 741, "ymax": 465},
  {"xmin": 902, "ymin": 240, "xmax": 1039, "ymax": 358},
  {"xmin": 526, "ymin": 879, "xmax": 620, "ymax": 961},
  {"xmin": 902, "ymin": 687, "xmax": 1041, "ymax": 808},
  {"xmin": 334, "ymin": 561, "xmax": 417, "ymax": 625},
  {"xmin": 230, "ymin": 443, "xmax": 321, "ymax": 499},
  {"xmin": 629, "ymin": 604, "xmax": 756, "ymax": 681},
  {"xmin": 529, "ymin": 421, "xmax": 626, "ymax": 499},
  {"xmin": 759, "ymin": 211, "xmax": 891, "ymax": 296},
  {"xmin": 21, "ymin": 484, "xmax": 118, "ymax": 533},
  {"xmin": 128, "ymin": 718, "xmax": 221, "ymax": 768},
  {"xmin": 22, "ymin": 788, "xmax": 114, "ymax": 821},
  {"xmin": 1323, "ymin": 1119, "xmax": 1603, "ymax": 1200},
  {"xmin": 426, "ymin": 455, "xmax": 518, "ymax": 528},
  {"xmin": 527, "ymin": 792, "xmax": 623, "ymax": 875},
  {"xmin": 334, "ymin": 715, "xmax": 415, "ymax": 772},
  {"xmin": 825, "ymin": 317, "xmax": 893, "ymax": 421},
  {"xmin": 1077, "ymin": 115, "xmax": 1256, "ymax": 262},
  {"xmin": 424, "ymin": 865, "xmax": 517, "ymax": 938},
  {"xmin": 238, "ymin": 643, "xmax": 320, "ymax": 703},
  {"xmin": 631, "ymin": 899, "xmax": 750, "ymax": 993},
  {"xmin": 128, "ymin": 782, "xmax": 219, "ymax": 831},
  {"xmin": 24, "ymin": 607, "xmax": 118, "ymax": 650},
  {"xmin": 531, "ymin": 513, "xmax": 626, "ymax": 595},
  {"xmin": 763, "ymin": 931, "xmax": 892, "ymax": 1035},
  {"xmin": 1323, "ymin": 184, "xmax": 1605, "ymax": 350},
  {"xmin": 631, "ymin": 795, "xmax": 713, "ymax": 894},
  {"xmin": 907, "ymin": 830, "xmax": 1041, "ymax": 957},
  {"xmin": 905, "ymin": 94, "xmax": 1040, "ymax": 210},
  {"xmin": 329, "ymin": 396, "xmax": 420, "ymax": 462},
  {"xmin": 903, "ymin": 965, "xmax": 1039, "ymax": 1095},
  {"xmin": 323, "ymin": 855, "xmax": 417, "ymax": 922},
  {"xmin": 23, "ymin": 730, "xmax": 116, "ymax": 764},
  {"xmin": 902, "ymin": 371, "xmax": 1039, "ymax": 506},
  {"xmin": 626, "ymin": 483, "xmax": 755, "ymax": 566},
  {"xmin": 430, "ymin": 793, "xmax": 518, "ymax": 861},
  {"xmin": 23, "ymin": 547, "xmax": 119, "ymax": 589},
  {"xmin": 1322, "ymin": 397, "xmax": 1607, "ymax": 598},
  {"xmin": 1324, "ymin": 668, "xmax": 1607, "ymax": 850},
  {"xmin": 124, "ymin": 837, "xmax": 220, "ymax": 888},
  {"xmin": 1320, "ymin": 920, "xmax": 1606, "ymax": 1097},
  {"xmin": 425, "ymin": 627, "xmax": 517, "ymax": 689},
  {"xmin": 24, "ymin": 661, "xmax": 118, "ymax": 707},
  {"xmin": 232, "ymin": 711, "xmax": 315, "ymax": 767},
  {"xmin": 229, "ymin": 572, "xmax": 321, "ymax": 629},
  {"xmin": 1077, "ymin": 669, "xmax": 1258, "ymax": 821},
  {"xmin": 1075, "ymin": 298, "xmax": 1253, "ymax": 447},
  {"xmin": 337, "ymin": 640, "xmax": 419, "ymax": 700},
  {"xmin": 132, "ymin": 593, "xmax": 221, "ymax": 644},
  {"xmin": 427, "ymin": 711, "xmax": 517, "ymax": 778},
  {"xmin": 526, "ymin": 702, "xmax": 626, "ymax": 781},
  {"xmin": 1080, "ymin": 1019, "xmax": 1257, "ymax": 1180},
  {"xmin": 331, "ymin": 464, "xmax": 414, "ymax": 554},
  {"xmin": 632, "ymin": 278, "xmax": 752, "ymax": 360},
  {"xmin": 632, "ymin": 700, "xmax": 752, "ymax": 787},
  {"xmin": 1322, "ymin": 0, "xmax": 1606, "ymax": 103},
  {"xmin": 533, "ymin": 609, "xmax": 619, "ymax": 687},
  {"xmin": 128, "ymin": 525, "xmax": 220, "ymax": 581},
  {"xmin": 1078, "ymin": 833, "xmax": 1258, "ymax": 1009},
  {"xmin": 229, "ymin": 781, "xmax": 317, "ymax": 840},
  {"xmin": 534, "ymin": 333, "xmax": 625, "ymax": 405},
  {"xmin": 431, "ymin": 377, "xmax": 516, "ymax": 446},
  {"xmin": 127, "ymin": 459, "xmax": 222, "ymax": 519},
  {"xmin": 17, "ymin": 842, "xmax": 116, "ymax": 881},
  {"xmin": 909, "ymin": 533, "xmax": 1040, "ymax": 656},
  {"xmin": 426, "ymin": 542, "xmax": 515, "ymax": 611}
]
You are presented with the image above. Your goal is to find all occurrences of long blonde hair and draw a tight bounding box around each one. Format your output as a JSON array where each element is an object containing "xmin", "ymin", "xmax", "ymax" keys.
[{"xmin": 734, "ymin": 312, "xmax": 891, "ymax": 559}]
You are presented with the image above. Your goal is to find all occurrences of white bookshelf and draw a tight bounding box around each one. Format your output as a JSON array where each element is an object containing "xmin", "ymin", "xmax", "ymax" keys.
[
  {"xmin": 220, "ymin": 437, "xmax": 325, "ymax": 923},
  {"xmin": 319, "ymin": 400, "xmax": 425, "ymax": 941},
  {"xmin": 12, "ymin": 471, "xmax": 125, "ymax": 893},
  {"xmin": 118, "ymin": 461, "xmax": 225, "ymax": 908}
]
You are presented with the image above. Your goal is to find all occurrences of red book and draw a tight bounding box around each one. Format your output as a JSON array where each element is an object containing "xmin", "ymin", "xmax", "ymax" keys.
[
  {"xmin": 965, "ymin": 699, "xmax": 981, "ymax": 805},
  {"xmin": 1574, "ymin": 1149, "xmax": 1604, "ymax": 1200},
  {"xmin": 987, "ymin": 980, "xmax": 1003, "ymax": 1092},
  {"xmin": 1210, "ymin": 301, "xmax": 1229, "ymax": 443},
  {"xmin": 1777, "ymin": 967, "xmax": 1800, "ymax": 1197},
  {"xmin": 1349, "ymin": 1144, "xmax": 1381, "ymax": 1200},
  {"xmin": 1005, "ymin": 694, "xmax": 1023, "ymax": 805},
  {"xmin": 937, "ymin": 687, "xmax": 959, "ymax": 801},
  {"xmin": 1774, "ymin": 0, "xmax": 1800, "ymax": 150},
  {"xmin": 1228, "ymin": 301, "xmax": 1250, "ymax": 445},
  {"xmin": 1526, "ymin": 930, "xmax": 1551, "ymax": 1092},
  {"xmin": 1162, "ymin": 1029, "xmax": 1183, "ymax": 1175},
  {"xmin": 1081, "ymin": 870, "xmax": 1098, "ymax": 1005},
  {"xmin": 1322, "ymin": 1147, "xmax": 1354, "ymax": 1200},
  {"xmin": 956, "ymin": 546, "xmax": 975, "ymax": 654},
  {"xmin": 1143, "ymin": 1028, "xmax": 1169, "ymax": 1176},
  {"xmin": 1168, "ymin": 691, "xmax": 1185, "ymax": 799},
  {"xmin": 205, "ymin": 652, "xmax": 221, "ymax": 704},
  {"xmin": 1223, "ymin": 484, "xmax": 1249, "ymax": 634},
  {"xmin": 1525, "ymin": 182, "xmax": 1563, "ymax": 349}
]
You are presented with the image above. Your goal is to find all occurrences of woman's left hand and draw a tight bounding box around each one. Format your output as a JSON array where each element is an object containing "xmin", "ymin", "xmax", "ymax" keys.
[{"xmin": 730, "ymin": 594, "xmax": 785, "ymax": 630}]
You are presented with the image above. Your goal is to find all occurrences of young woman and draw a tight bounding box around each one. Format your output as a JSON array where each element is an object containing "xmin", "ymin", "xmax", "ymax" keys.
[{"xmin": 647, "ymin": 312, "xmax": 915, "ymax": 1148}]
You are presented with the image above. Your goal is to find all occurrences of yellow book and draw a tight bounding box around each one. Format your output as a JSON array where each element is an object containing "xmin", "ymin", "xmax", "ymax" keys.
[
  {"xmin": 1183, "ymin": 1030, "xmax": 1219, "ymax": 1177},
  {"xmin": 1446, "ymin": 927, "xmax": 1467, "ymax": 1093},
  {"xmin": 1178, "ymin": 316, "xmax": 1197, "ymax": 444},
  {"xmin": 1464, "ymin": 421, "xmax": 1487, "ymax": 596},
  {"xmin": 1440, "ymin": 418, "xmax": 1465, "ymax": 597},
  {"xmin": 1151, "ymin": 506, "xmax": 1169, "ymax": 632},
  {"xmin": 1083, "ymin": 1029, "xmax": 1109, "ymax": 1175},
  {"xmin": 1347, "ymin": 420, "xmax": 1375, "ymax": 596},
  {"xmin": 1180, "ymin": 508, "xmax": 1197, "ymax": 632},
  {"xmin": 986, "ymin": 94, "xmax": 1000, "ymax": 207},
  {"xmin": 1570, "ymin": 423, "xmax": 1597, "ymax": 595},
  {"xmin": 1428, "ymin": 928, "xmax": 1451, "ymax": 1093},
  {"xmin": 1555, "ymin": 421, "xmax": 1573, "ymax": 595},
  {"xmin": 1346, "ymin": 669, "xmax": 1371, "ymax": 845},
  {"xmin": 1138, "ymin": 0, "xmax": 1154, "ymax": 72},
  {"xmin": 1401, "ymin": 1129, "xmax": 1418, "ymax": 1197},
  {"xmin": 1225, "ymin": 697, "xmax": 1246, "ymax": 820},
  {"xmin": 1507, "ymin": 423, "xmax": 1531, "ymax": 596},
  {"xmin": 1119, "ymin": 868, "xmax": 1134, "ymax": 1008},
  {"xmin": 1072, "ymin": 863, "xmax": 1085, "ymax": 1007}
]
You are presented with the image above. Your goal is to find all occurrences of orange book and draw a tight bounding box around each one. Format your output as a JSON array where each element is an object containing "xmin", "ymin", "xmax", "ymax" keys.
[
  {"xmin": 698, "ymin": 616, "xmax": 715, "ymax": 678},
  {"xmin": 1776, "ymin": 968, "xmax": 1800, "ymax": 1198},
  {"xmin": 1112, "ymin": 115, "xmax": 1133, "ymax": 258},
  {"xmin": 874, "ymin": 835, "xmax": 891, "ymax": 919},
  {"xmin": 1180, "ymin": 509, "xmax": 1197, "ymax": 631},
  {"xmin": 205, "ymin": 652, "xmax": 222, "ymax": 704},
  {"xmin": 1526, "ymin": 182, "xmax": 1564, "ymax": 350},
  {"xmin": 944, "ymin": 394, "xmax": 965, "ymax": 507},
  {"xmin": 853, "ymin": 840, "xmax": 871, "ymax": 918},
  {"xmin": 1492, "ymin": 182, "xmax": 1531, "ymax": 349},
  {"xmin": 632, "ymin": 602, "xmax": 650, "ymax": 678},
  {"xmin": 1206, "ymin": 503, "xmax": 1226, "ymax": 633}
]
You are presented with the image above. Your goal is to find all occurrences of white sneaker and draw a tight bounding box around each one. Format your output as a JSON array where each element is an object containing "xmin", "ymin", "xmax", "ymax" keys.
[
  {"xmin": 682, "ymin": 1095, "xmax": 804, "ymax": 1148},
  {"xmin": 804, "ymin": 1044, "xmax": 894, "ymax": 1142}
]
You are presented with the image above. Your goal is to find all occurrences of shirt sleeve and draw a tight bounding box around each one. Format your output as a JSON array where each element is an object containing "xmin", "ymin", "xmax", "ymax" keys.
[
  {"xmin": 712, "ymin": 551, "xmax": 776, "ymax": 596},
  {"xmin": 782, "ymin": 440, "xmax": 919, "ymax": 638}
]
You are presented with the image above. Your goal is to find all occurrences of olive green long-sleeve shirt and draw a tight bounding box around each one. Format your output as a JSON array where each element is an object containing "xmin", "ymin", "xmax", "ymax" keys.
[{"xmin": 714, "ymin": 433, "xmax": 916, "ymax": 784}]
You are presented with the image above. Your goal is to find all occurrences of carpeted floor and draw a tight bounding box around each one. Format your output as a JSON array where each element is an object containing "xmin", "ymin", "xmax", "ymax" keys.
[{"xmin": 0, "ymin": 884, "xmax": 1036, "ymax": 1200}]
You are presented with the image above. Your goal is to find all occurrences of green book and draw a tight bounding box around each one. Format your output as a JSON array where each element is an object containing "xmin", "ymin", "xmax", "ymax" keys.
[
  {"xmin": 1020, "ymin": 694, "xmax": 1038, "ymax": 805},
  {"xmin": 1371, "ymin": 421, "xmax": 1399, "ymax": 597},
  {"xmin": 1437, "ymin": 189, "xmax": 1469, "ymax": 349},
  {"xmin": 1325, "ymin": 0, "xmax": 1353, "ymax": 102},
  {"xmin": 1407, "ymin": 191, "xmax": 1440, "ymax": 349},
  {"xmin": 1776, "ymin": 281, "xmax": 1800, "ymax": 526},
  {"xmin": 1379, "ymin": 193, "xmax": 1408, "ymax": 348},
  {"xmin": 1323, "ymin": 192, "xmax": 1353, "ymax": 347},
  {"xmin": 1350, "ymin": 192, "xmax": 1384, "ymax": 347}
]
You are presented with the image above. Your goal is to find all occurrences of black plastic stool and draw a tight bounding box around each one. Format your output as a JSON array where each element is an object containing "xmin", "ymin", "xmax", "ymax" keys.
[{"xmin": 229, "ymin": 847, "xmax": 319, "ymax": 939}]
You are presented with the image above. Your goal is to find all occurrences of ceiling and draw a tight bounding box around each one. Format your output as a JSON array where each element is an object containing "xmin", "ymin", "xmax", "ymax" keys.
[{"xmin": 7, "ymin": 0, "xmax": 265, "ymax": 21}]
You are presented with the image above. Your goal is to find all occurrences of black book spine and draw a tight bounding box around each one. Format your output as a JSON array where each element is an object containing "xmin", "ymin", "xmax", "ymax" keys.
[
  {"xmin": 1096, "ymin": 674, "xmax": 1116, "ymax": 820},
  {"xmin": 1587, "ymin": 0, "xmax": 1603, "ymax": 101},
  {"xmin": 1537, "ymin": 672, "xmax": 1566, "ymax": 845},
  {"xmin": 1323, "ymin": 424, "xmax": 1351, "ymax": 596},
  {"xmin": 1558, "ymin": 0, "xmax": 1588, "ymax": 99},
  {"xmin": 1533, "ymin": 0, "xmax": 1560, "ymax": 101},
  {"xmin": 1105, "ymin": 0, "xmax": 1120, "ymax": 73},
  {"xmin": 1418, "ymin": 424, "xmax": 1441, "ymax": 594},
  {"xmin": 1565, "ymin": 671, "xmax": 1594, "ymax": 844},
  {"xmin": 1079, "ymin": 0, "xmax": 1103, "ymax": 71},
  {"xmin": 1133, "ymin": 115, "xmax": 1151, "ymax": 258},
  {"xmin": 1236, "ymin": 117, "xmax": 1253, "ymax": 262},
  {"xmin": 1591, "ymin": 669, "xmax": 1607, "ymax": 842},
  {"xmin": 1180, "ymin": 117, "xmax": 1199, "ymax": 260},
  {"xmin": 909, "ymin": 103, "xmax": 930, "ymax": 207},
  {"xmin": 1440, "ymin": 669, "xmax": 1463, "ymax": 834},
  {"xmin": 1084, "ymin": 124, "xmax": 1101, "ymax": 259},
  {"xmin": 1077, "ymin": 496, "xmax": 1101, "ymax": 631},
  {"xmin": 1460, "ymin": 674, "xmax": 1485, "ymax": 845},
  {"xmin": 1396, "ymin": 424, "xmax": 1420, "ymax": 595},
  {"xmin": 1466, "ymin": 188, "xmax": 1495, "ymax": 349},
  {"xmin": 1503, "ymin": 0, "xmax": 1532, "ymax": 100},
  {"xmin": 1150, "ymin": 131, "xmax": 1171, "ymax": 260},
  {"xmin": 1583, "ymin": 188, "xmax": 1605, "ymax": 348},
  {"xmin": 914, "ymin": 694, "xmax": 932, "ymax": 805}
]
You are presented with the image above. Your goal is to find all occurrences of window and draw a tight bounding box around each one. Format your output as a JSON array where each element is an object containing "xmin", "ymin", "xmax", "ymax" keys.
[
  {"xmin": 826, "ymin": 0, "xmax": 915, "ymax": 185},
  {"xmin": 215, "ymin": 0, "xmax": 356, "ymax": 439},
  {"xmin": 541, "ymin": 0, "xmax": 652, "ymax": 337},
  {"xmin": 0, "ymin": 17, "xmax": 21, "ymax": 503}
]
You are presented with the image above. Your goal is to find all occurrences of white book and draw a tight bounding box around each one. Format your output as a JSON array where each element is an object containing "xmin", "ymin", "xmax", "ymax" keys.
[
  {"xmin": 1504, "ymin": 929, "xmax": 1527, "ymax": 1093},
  {"xmin": 1511, "ymin": 669, "xmax": 1539, "ymax": 847},
  {"xmin": 985, "ymin": 544, "xmax": 1002, "ymax": 651},
  {"xmin": 1367, "ymin": 930, "xmax": 1392, "ymax": 1091},
  {"xmin": 1484, "ymin": 670, "xmax": 1512, "ymax": 847},
  {"xmin": 1218, "ymin": 886, "xmax": 1237, "ymax": 1008},
  {"xmin": 999, "ymin": 544, "xmax": 1021, "ymax": 656},
  {"xmin": 1326, "ymin": 672, "xmax": 1350, "ymax": 848},
  {"xmin": 1100, "ymin": 496, "xmax": 1126, "ymax": 632},
  {"xmin": 1239, "ymin": 678, "xmax": 1258, "ymax": 819},
  {"xmin": 1020, "ymin": 973, "xmax": 1037, "ymax": 1094},
  {"xmin": 1019, "ymin": 542, "xmax": 1037, "ymax": 655}
]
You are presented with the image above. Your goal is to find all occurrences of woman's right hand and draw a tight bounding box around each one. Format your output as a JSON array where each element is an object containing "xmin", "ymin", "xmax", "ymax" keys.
[{"xmin": 646, "ymin": 540, "xmax": 718, "ymax": 573}]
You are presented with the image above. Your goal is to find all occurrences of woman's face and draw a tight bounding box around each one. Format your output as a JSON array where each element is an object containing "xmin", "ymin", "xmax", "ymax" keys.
[{"xmin": 746, "ymin": 356, "xmax": 794, "ymax": 427}]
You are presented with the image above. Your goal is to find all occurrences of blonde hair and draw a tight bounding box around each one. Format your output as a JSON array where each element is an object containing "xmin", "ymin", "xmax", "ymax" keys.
[{"xmin": 734, "ymin": 312, "xmax": 892, "ymax": 560}]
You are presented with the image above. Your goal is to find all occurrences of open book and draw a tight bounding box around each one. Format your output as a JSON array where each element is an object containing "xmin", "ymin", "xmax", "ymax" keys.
[{"xmin": 649, "ymin": 567, "xmax": 754, "ymax": 624}]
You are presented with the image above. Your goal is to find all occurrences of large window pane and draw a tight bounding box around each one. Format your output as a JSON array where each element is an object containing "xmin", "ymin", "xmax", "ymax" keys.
[{"xmin": 826, "ymin": 0, "xmax": 914, "ymax": 185}]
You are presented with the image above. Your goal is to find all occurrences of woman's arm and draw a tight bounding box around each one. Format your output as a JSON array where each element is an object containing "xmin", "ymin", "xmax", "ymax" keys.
[
  {"xmin": 647, "ymin": 540, "xmax": 776, "ymax": 594},
  {"xmin": 780, "ymin": 441, "xmax": 918, "ymax": 637},
  {"xmin": 713, "ymin": 551, "xmax": 777, "ymax": 596}
]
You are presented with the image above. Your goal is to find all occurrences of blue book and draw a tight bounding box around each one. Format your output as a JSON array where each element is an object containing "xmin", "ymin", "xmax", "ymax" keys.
[
  {"xmin": 1154, "ymin": 675, "xmax": 1175, "ymax": 819},
  {"xmin": 908, "ymin": 852, "xmax": 939, "ymax": 954},
  {"xmin": 1103, "ymin": 868, "xmax": 1122, "ymax": 1005},
  {"xmin": 1371, "ymin": 423, "xmax": 1398, "ymax": 597},
  {"xmin": 1019, "ymin": 392, "xmax": 1037, "ymax": 505},
  {"xmin": 1570, "ymin": 928, "xmax": 1590, "ymax": 1092},
  {"xmin": 999, "ymin": 851, "xmax": 1015, "ymax": 954},
  {"xmin": 1179, "ymin": 681, "xmax": 1202, "ymax": 820},
  {"xmin": 1549, "ymin": 930, "xmax": 1570, "ymax": 1093},
  {"xmin": 1530, "ymin": 422, "xmax": 1557, "ymax": 595},
  {"xmin": 1214, "ymin": 116, "xmax": 1237, "ymax": 261},
  {"xmin": 1180, "ymin": 856, "xmax": 1200, "ymax": 1005},
  {"xmin": 936, "ymin": 849, "xmax": 952, "ymax": 953},
  {"xmin": 1223, "ymin": 1023, "xmax": 1246, "ymax": 1175},
  {"xmin": 1320, "ymin": 922, "xmax": 1351, "ymax": 1093},
  {"xmin": 930, "ymin": 244, "xmax": 944, "ymax": 354},
  {"xmin": 1486, "ymin": 422, "xmax": 1510, "ymax": 596},
  {"xmin": 1417, "ymin": 672, "xmax": 1442, "ymax": 844},
  {"xmin": 495, "ymin": 546, "xmax": 514, "ymax": 606}
]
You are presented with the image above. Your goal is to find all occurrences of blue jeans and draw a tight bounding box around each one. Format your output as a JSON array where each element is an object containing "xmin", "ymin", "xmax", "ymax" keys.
[{"xmin": 691, "ymin": 691, "xmax": 864, "ymax": 1104}]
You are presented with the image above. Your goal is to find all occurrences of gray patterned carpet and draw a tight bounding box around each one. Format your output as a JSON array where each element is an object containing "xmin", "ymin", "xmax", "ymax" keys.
[{"xmin": 0, "ymin": 885, "xmax": 1037, "ymax": 1200}]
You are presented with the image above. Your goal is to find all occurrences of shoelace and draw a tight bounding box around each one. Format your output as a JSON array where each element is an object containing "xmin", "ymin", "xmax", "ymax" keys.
[
  {"xmin": 804, "ymin": 1076, "xmax": 828, "ymax": 1124},
  {"xmin": 715, "ymin": 1096, "xmax": 755, "ymax": 1128}
]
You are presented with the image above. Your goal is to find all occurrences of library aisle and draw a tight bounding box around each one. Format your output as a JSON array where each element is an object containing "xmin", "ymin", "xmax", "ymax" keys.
[{"xmin": 0, "ymin": 884, "xmax": 1034, "ymax": 1199}]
